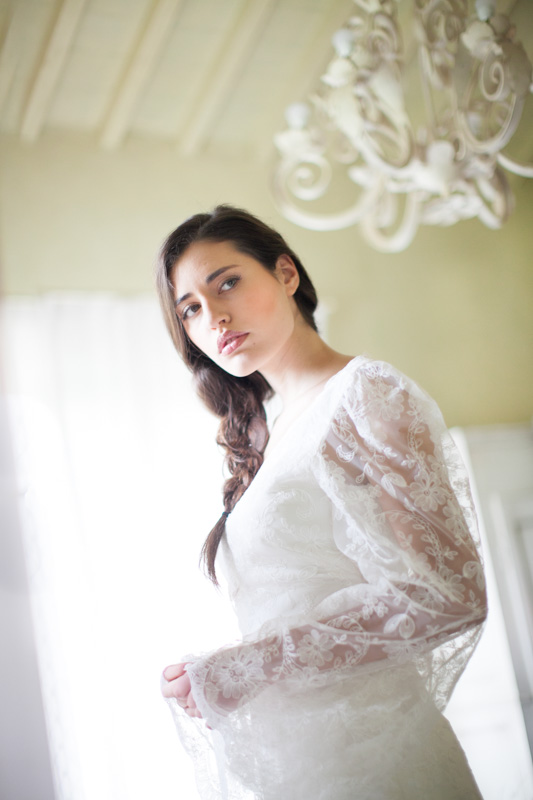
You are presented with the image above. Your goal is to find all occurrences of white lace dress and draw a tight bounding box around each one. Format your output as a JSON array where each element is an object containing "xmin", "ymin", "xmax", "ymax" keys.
[{"xmin": 165, "ymin": 357, "xmax": 487, "ymax": 800}]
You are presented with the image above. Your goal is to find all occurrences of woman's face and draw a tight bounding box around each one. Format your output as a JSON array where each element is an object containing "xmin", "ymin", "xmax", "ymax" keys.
[{"xmin": 171, "ymin": 240, "xmax": 300, "ymax": 378}]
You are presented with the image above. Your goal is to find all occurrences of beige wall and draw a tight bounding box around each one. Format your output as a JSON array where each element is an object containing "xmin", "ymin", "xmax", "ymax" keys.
[{"xmin": 1, "ymin": 133, "xmax": 532, "ymax": 427}]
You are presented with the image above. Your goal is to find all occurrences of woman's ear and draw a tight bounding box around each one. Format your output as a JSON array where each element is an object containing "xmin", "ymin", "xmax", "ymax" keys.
[{"xmin": 275, "ymin": 255, "xmax": 300, "ymax": 296}]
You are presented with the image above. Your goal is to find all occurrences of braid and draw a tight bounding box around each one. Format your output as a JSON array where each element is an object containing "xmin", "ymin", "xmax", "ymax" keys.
[{"xmin": 192, "ymin": 356, "xmax": 272, "ymax": 582}]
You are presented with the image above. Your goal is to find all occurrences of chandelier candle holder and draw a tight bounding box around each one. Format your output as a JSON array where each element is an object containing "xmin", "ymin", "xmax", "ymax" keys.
[{"xmin": 272, "ymin": 0, "xmax": 533, "ymax": 252}]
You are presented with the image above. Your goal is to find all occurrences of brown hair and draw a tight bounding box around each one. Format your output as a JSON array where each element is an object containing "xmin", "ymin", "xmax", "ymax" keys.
[{"xmin": 156, "ymin": 205, "xmax": 318, "ymax": 582}]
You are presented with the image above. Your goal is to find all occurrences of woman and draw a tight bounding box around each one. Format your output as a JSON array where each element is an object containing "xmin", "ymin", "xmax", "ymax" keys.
[{"xmin": 157, "ymin": 205, "xmax": 487, "ymax": 800}]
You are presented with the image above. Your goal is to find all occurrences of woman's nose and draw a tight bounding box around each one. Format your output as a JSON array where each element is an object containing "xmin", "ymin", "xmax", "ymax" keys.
[{"xmin": 205, "ymin": 300, "xmax": 229, "ymax": 328}]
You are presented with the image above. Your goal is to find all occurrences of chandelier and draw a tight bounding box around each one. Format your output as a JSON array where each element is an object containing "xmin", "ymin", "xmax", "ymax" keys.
[{"xmin": 272, "ymin": 0, "xmax": 533, "ymax": 252}]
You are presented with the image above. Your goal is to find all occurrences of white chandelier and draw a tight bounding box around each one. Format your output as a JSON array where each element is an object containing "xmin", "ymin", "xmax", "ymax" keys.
[{"xmin": 272, "ymin": 0, "xmax": 533, "ymax": 252}]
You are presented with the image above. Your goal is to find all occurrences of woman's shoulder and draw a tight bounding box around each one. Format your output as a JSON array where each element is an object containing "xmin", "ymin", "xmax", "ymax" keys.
[
  {"xmin": 329, "ymin": 355, "xmax": 411, "ymax": 394},
  {"xmin": 327, "ymin": 355, "xmax": 439, "ymax": 421}
]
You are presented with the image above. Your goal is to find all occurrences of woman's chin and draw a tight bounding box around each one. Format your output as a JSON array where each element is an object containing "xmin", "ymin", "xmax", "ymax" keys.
[
  {"xmin": 212, "ymin": 355, "xmax": 260, "ymax": 380},
  {"xmin": 220, "ymin": 364, "xmax": 258, "ymax": 379}
]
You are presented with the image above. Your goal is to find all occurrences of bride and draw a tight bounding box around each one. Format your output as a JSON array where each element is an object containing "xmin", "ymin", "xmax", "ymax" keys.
[{"xmin": 157, "ymin": 205, "xmax": 487, "ymax": 799}]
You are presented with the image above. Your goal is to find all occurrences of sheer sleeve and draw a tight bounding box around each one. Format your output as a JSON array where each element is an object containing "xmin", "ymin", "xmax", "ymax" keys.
[{"xmin": 184, "ymin": 360, "xmax": 487, "ymax": 729}]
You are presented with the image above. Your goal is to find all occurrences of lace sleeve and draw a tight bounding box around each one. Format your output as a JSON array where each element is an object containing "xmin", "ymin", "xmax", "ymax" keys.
[{"xmin": 185, "ymin": 360, "xmax": 487, "ymax": 729}]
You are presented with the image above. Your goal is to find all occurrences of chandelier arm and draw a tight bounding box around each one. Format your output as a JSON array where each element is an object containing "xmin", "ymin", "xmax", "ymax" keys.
[
  {"xmin": 474, "ymin": 192, "xmax": 506, "ymax": 229},
  {"xmin": 458, "ymin": 92, "xmax": 525, "ymax": 154},
  {"xmin": 271, "ymin": 192, "xmax": 376, "ymax": 232},
  {"xmin": 470, "ymin": 167, "xmax": 513, "ymax": 229},
  {"xmin": 497, "ymin": 153, "xmax": 533, "ymax": 179},
  {"xmin": 356, "ymin": 126, "xmax": 414, "ymax": 175},
  {"xmin": 271, "ymin": 170, "xmax": 381, "ymax": 232},
  {"xmin": 360, "ymin": 191, "xmax": 422, "ymax": 253}
]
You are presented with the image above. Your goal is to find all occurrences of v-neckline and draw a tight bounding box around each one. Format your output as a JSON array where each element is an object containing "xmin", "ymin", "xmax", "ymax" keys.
[
  {"xmin": 221, "ymin": 356, "xmax": 366, "ymax": 546},
  {"xmin": 261, "ymin": 356, "xmax": 360, "ymax": 466}
]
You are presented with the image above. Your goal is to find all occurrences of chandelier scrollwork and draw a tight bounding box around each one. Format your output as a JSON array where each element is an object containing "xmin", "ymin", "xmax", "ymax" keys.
[{"xmin": 272, "ymin": 0, "xmax": 533, "ymax": 252}]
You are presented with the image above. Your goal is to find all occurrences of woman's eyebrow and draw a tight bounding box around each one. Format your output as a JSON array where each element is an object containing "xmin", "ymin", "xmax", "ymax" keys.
[{"xmin": 174, "ymin": 265, "xmax": 237, "ymax": 308}]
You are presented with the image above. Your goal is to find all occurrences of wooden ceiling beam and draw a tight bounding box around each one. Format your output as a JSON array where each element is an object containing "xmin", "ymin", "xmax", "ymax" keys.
[
  {"xmin": 178, "ymin": 0, "xmax": 277, "ymax": 157},
  {"xmin": 100, "ymin": 0, "xmax": 185, "ymax": 149},
  {"xmin": 20, "ymin": 0, "xmax": 88, "ymax": 142}
]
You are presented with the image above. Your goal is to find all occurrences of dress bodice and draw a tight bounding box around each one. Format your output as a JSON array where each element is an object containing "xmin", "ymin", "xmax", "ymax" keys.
[{"xmin": 219, "ymin": 366, "xmax": 366, "ymax": 636}]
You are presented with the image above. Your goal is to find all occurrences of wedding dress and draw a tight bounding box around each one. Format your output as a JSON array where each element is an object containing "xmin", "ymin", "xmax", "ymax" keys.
[{"xmin": 165, "ymin": 357, "xmax": 487, "ymax": 799}]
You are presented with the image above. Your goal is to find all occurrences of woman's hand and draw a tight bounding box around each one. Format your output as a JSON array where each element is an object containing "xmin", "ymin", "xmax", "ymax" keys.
[{"xmin": 161, "ymin": 663, "xmax": 203, "ymax": 720}]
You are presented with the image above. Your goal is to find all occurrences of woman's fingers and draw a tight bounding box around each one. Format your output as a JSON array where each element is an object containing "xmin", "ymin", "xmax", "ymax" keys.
[
  {"xmin": 161, "ymin": 678, "xmax": 178, "ymax": 700},
  {"xmin": 161, "ymin": 662, "xmax": 206, "ymax": 722},
  {"xmin": 162, "ymin": 662, "xmax": 187, "ymax": 681},
  {"xmin": 161, "ymin": 671, "xmax": 202, "ymax": 716},
  {"xmin": 161, "ymin": 671, "xmax": 191, "ymax": 700}
]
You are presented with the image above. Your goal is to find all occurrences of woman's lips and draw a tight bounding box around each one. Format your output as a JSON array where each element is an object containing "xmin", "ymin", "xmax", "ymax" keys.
[{"xmin": 218, "ymin": 332, "xmax": 249, "ymax": 356}]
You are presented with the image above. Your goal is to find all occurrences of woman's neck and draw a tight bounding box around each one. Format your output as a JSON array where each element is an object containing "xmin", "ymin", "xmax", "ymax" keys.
[
  {"xmin": 259, "ymin": 321, "xmax": 352, "ymax": 409},
  {"xmin": 262, "ymin": 337, "xmax": 353, "ymax": 461}
]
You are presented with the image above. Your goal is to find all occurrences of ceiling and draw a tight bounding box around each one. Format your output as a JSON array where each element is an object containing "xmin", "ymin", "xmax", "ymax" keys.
[{"xmin": 1, "ymin": 0, "xmax": 532, "ymax": 162}]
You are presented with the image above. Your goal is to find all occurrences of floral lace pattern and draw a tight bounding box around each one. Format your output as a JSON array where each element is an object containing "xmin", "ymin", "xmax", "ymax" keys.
[{"xmin": 167, "ymin": 358, "xmax": 487, "ymax": 799}]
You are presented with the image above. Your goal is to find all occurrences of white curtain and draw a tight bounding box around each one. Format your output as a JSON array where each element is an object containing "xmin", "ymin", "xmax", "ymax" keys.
[{"xmin": 1, "ymin": 294, "xmax": 239, "ymax": 800}]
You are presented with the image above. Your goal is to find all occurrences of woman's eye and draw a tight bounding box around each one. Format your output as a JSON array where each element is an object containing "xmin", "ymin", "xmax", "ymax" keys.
[
  {"xmin": 220, "ymin": 276, "xmax": 240, "ymax": 292},
  {"xmin": 181, "ymin": 303, "xmax": 200, "ymax": 321}
]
